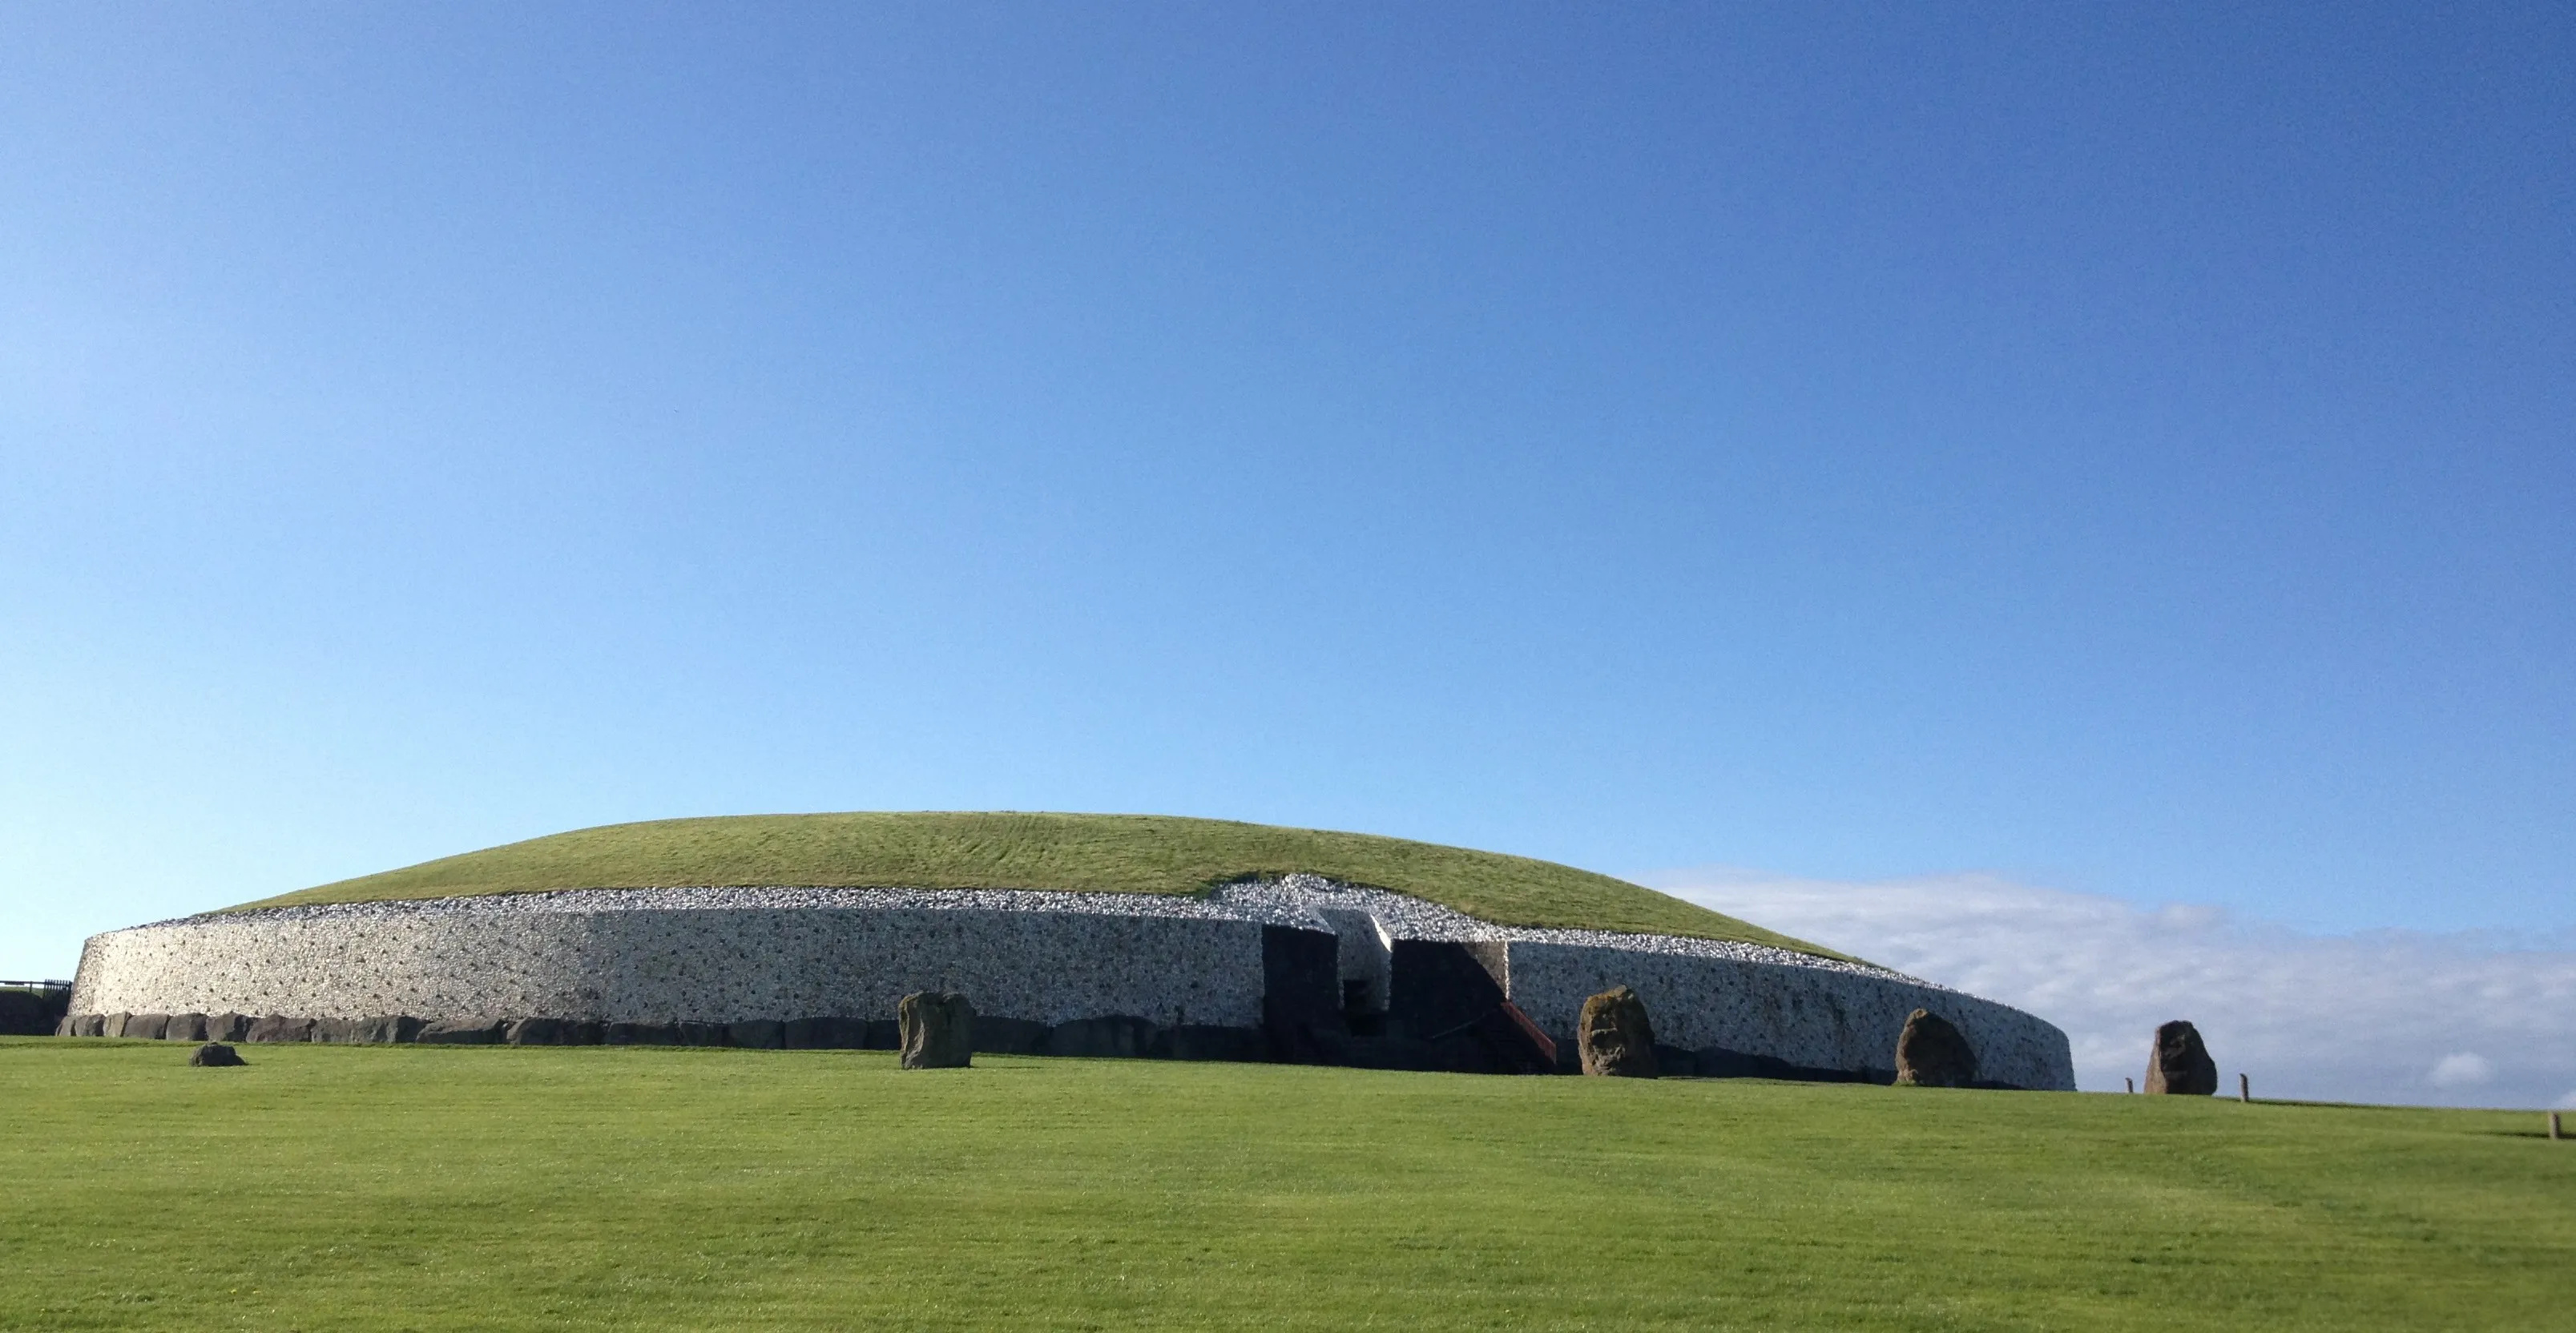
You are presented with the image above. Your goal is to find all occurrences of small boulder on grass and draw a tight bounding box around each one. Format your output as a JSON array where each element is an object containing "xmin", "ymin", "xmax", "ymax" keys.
[
  {"xmin": 898, "ymin": 992, "xmax": 974, "ymax": 1069},
  {"xmin": 189, "ymin": 1042, "xmax": 245, "ymax": 1068},
  {"xmin": 1578, "ymin": 986, "xmax": 1659, "ymax": 1078},
  {"xmin": 1893, "ymin": 1009, "xmax": 1977, "ymax": 1088}
]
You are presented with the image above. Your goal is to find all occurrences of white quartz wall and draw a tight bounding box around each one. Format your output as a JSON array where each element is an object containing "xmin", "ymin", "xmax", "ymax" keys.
[
  {"xmin": 68, "ymin": 886, "xmax": 2075, "ymax": 1089},
  {"xmin": 70, "ymin": 908, "xmax": 1268, "ymax": 1029},
  {"xmin": 1498, "ymin": 941, "xmax": 2074, "ymax": 1089}
]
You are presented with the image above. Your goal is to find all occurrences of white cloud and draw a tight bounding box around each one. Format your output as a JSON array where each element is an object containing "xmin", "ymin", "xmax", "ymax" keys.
[
  {"xmin": 1648, "ymin": 868, "xmax": 2576, "ymax": 1109},
  {"xmin": 2427, "ymin": 1053, "xmax": 2493, "ymax": 1088}
]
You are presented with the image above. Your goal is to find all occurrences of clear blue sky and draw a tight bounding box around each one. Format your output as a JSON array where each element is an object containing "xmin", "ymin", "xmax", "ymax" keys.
[{"xmin": 4, "ymin": 3, "xmax": 2570, "ymax": 977}]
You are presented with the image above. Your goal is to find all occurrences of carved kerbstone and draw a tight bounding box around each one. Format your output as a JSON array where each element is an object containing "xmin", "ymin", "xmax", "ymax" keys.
[{"xmin": 898, "ymin": 992, "xmax": 974, "ymax": 1069}]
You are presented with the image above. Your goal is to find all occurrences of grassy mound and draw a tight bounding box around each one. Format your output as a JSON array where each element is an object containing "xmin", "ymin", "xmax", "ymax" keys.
[
  {"xmin": 228, "ymin": 811, "xmax": 1841, "ymax": 956},
  {"xmin": 4, "ymin": 1040, "xmax": 2567, "ymax": 1330}
]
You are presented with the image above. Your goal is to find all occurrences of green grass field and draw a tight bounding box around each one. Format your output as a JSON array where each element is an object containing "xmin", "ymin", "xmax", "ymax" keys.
[
  {"xmin": 4, "ymin": 1039, "xmax": 2567, "ymax": 1330},
  {"xmin": 231, "ymin": 811, "xmax": 1840, "ymax": 956}
]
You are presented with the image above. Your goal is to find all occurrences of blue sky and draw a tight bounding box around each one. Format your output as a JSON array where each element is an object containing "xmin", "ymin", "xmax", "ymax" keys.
[{"xmin": 4, "ymin": 3, "xmax": 2570, "ymax": 984}]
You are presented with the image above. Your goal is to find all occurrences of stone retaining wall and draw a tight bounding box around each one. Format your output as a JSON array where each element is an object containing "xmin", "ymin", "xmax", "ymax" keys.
[
  {"xmin": 64, "ymin": 890, "xmax": 2075, "ymax": 1089},
  {"xmin": 70, "ymin": 907, "xmax": 1268, "ymax": 1029},
  {"xmin": 1495, "ymin": 941, "xmax": 2069, "ymax": 1091}
]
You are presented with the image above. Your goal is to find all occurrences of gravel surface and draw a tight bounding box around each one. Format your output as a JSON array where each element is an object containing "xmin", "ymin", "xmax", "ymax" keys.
[{"xmin": 177, "ymin": 874, "xmax": 1921, "ymax": 984}]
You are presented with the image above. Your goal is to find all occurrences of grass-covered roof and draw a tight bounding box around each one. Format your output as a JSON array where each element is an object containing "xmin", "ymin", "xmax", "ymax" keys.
[{"xmin": 229, "ymin": 811, "xmax": 1845, "ymax": 959}]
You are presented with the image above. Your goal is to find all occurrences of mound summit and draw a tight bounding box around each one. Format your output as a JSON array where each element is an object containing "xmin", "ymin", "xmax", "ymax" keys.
[{"xmin": 233, "ymin": 811, "xmax": 1837, "ymax": 956}]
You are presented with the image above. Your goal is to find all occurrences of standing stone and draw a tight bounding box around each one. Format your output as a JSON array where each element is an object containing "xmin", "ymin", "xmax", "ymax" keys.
[
  {"xmin": 898, "ymin": 992, "xmax": 974, "ymax": 1069},
  {"xmin": 1893, "ymin": 1009, "xmax": 1978, "ymax": 1088},
  {"xmin": 1578, "ymin": 986, "xmax": 1659, "ymax": 1078},
  {"xmin": 188, "ymin": 1042, "xmax": 246, "ymax": 1067},
  {"xmin": 2144, "ymin": 1020, "xmax": 2219, "ymax": 1095}
]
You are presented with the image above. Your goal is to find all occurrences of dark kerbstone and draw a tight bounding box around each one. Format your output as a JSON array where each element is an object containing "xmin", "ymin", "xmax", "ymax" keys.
[
  {"xmin": 677, "ymin": 1021, "xmax": 732, "ymax": 1047},
  {"xmin": 74, "ymin": 1013, "xmax": 107, "ymax": 1037},
  {"xmin": 898, "ymin": 991, "xmax": 974, "ymax": 1069},
  {"xmin": 165, "ymin": 1013, "xmax": 209, "ymax": 1042},
  {"xmin": 864, "ymin": 1019, "xmax": 901, "ymax": 1050},
  {"xmin": 416, "ymin": 1018, "xmax": 505, "ymax": 1045},
  {"xmin": 506, "ymin": 1017, "xmax": 603, "ymax": 1045},
  {"xmin": 970, "ymin": 1016, "xmax": 1046, "ymax": 1055},
  {"xmin": 125, "ymin": 1013, "xmax": 171, "ymax": 1041},
  {"xmin": 347, "ymin": 1015, "xmax": 424, "ymax": 1045},
  {"xmin": 605, "ymin": 1021, "xmax": 681, "ymax": 1045},
  {"xmin": 783, "ymin": 1016, "xmax": 870, "ymax": 1049},
  {"xmin": 1043, "ymin": 1015, "xmax": 1158, "ymax": 1060},
  {"xmin": 1652, "ymin": 1044, "xmax": 1697, "ymax": 1077},
  {"xmin": 101, "ymin": 1013, "xmax": 132, "ymax": 1038},
  {"xmin": 728, "ymin": 1020, "xmax": 786, "ymax": 1049},
  {"xmin": 206, "ymin": 1013, "xmax": 252, "ymax": 1042},
  {"xmin": 245, "ymin": 1014, "xmax": 314, "ymax": 1044},
  {"xmin": 1578, "ymin": 987, "xmax": 1659, "ymax": 1078},
  {"xmin": 2145, "ymin": 1020, "xmax": 2219, "ymax": 1095},
  {"xmin": 188, "ymin": 1042, "xmax": 246, "ymax": 1067},
  {"xmin": 54, "ymin": 1014, "xmax": 76, "ymax": 1037},
  {"xmin": 1894, "ymin": 1009, "xmax": 1979, "ymax": 1088},
  {"xmin": 1153, "ymin": 1025, "xmax": 1269, "ymax": 1063},
  {"xmin": 310, "ymin": 1017, "xmax": 365, "ymax": 1045}
]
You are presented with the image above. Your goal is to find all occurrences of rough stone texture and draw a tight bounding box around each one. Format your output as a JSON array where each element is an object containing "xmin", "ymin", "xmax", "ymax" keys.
[
  {"xmin": 417, "ymin": 1017, "xmax": 503, "ymax": 1045},
  {"xmin": 123, "ymin": 1013, "xmax": 170, "ymax": 1041},
  {"xmin": 1578, "ymin": 986, "xmax": 1659, "ymax": 1077},
  {"xmin": 1501, "ymin": 940, "xmax": 2070, "ymax": 1089},
  {"xmin": 188, "ymin": 1041, "xmax": 245, "ymax": 1067},
  {"xmin": 1893, "ymin": 1009, "xmax": 1978, "ymax": 1088},
  {"xmin": 74, "ymin": 902, "xmax": 1265, "ymax": 1030},
  {"xmin": 66, "ymin": 879, "xmax": 2074, "ymax": 1088},
  {"xmin": 2145, "ymin": 1020, "xmax": 2219, "ymax": 1095},
  {"xmin": 899, "ymin": 991, "xmax": 974, "ymax": 1069},
  {"xmin": 207, "ymin": 1013, "xmax": 251, "ymax": 1042},
  {"xmin": 165, "ymin": 1013, "xmax": 208, "ymax": 1042},
  {"xmin": 246, "ymin": 1014, "xmax": 314, "ymax": 1044}
]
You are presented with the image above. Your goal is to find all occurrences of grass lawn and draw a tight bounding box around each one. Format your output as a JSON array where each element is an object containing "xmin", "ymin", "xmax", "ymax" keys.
[
  {"xmin": 3, "ymin": 1039, "xmax": 2567, "ymax": 1331},
  {"xmin": 231, "ymin": 811, "xmax": 1836, "ymax": 956}
]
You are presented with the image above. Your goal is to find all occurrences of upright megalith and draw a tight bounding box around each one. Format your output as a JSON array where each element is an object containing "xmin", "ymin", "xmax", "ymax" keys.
[
  {"xmin": 899, "ymin": 991, "xmax": 974, "ymax": 1069},
  {"xmin": 1578, "ymin": 986, "xmax": 1659, "ymax": 1077},
  {"xmin": 2144, "ymin": 1020, "xmax": 2217, "ymax": 1095},
  {"xmin": 1894, "ymin": 1009, "xmax": 1977, "ymax": 1088}
]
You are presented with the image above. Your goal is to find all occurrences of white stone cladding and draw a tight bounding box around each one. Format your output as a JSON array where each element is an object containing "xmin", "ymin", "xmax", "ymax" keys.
[
  {"xmin": 1493, "ymin": 942, "xmax": 2070, "ymax": 1092},
  {"xmin": 67, "ymin": 879, "xmax": 2075, "ymax": 1089},
  {"xmin": 71, "ymin": 906, "xmax": 1265, "ymax": 1029}
]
